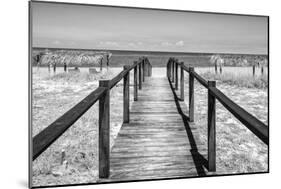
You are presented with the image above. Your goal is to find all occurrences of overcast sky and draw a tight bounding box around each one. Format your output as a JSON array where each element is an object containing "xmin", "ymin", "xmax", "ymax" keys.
[{"xmin": 32, "ymin": 2, "xmax": 268, "ymax": 54}]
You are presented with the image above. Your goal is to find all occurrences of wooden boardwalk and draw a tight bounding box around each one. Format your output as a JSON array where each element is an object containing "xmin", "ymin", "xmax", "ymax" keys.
[
  {"xmin": 108, "ymin": 77, "xmax": 209, "ymax": 181},
  {"xmin": 32, "ymin": 57, "xmax": 268, "ymax": 187}
]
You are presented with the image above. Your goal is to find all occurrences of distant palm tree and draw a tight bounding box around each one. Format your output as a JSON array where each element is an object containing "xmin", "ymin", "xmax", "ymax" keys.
[{"xmin": 210, "ymin": 55, "xmax": 224, "ymax": 74}]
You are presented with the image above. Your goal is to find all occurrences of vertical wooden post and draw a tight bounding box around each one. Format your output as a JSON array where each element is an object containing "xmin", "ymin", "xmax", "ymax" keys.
[
  {"xmin": 144, "ymin": 58, "xmax": 148, "ymax": 77},
  {"xmin": 123, "ymin": 65, "xmax": 130, "ymax": 123},
  {"xmin": 106, "ymin": 54, "xmax": 110, "ymax": 68},
  {"xmin": 100, "ymin": 58, "xmax": 103, "ymax": 71},
  {"xmin": 99, "ymin": 80, "xmax": 110, "ymax": 178},
  {"xmin": 189, "ymin": 67, "xmax": 194, "ymax": 122},
  {"xmin": 166, "ymin": 61, "xmax": 168, "ymax": 78},
  {"xmin": 148, "ymin": 62, "xmax": 152, "ymax": 76},
  {"xmin": 134, "ymin": 63, "xmax": 138, "ymax": 101},
  {"xmin": 166, "ymin": 60, "xmax": 170, "ymax": 78},
  {"xmin": 142, "ymin": 59, "xmax": 145, "ymax": 82},
  {"xmin": 180, "ymin": 62, "xmax": 184, "ymax": 101},
  {"xmin": 139, "ymin": 63, "xmax": 142, "ymax": 90},
  {"xmin": 64, "ymin": 63, "xmax": 67, "ymax": 72},
  {"xmin": 53, "ymin": 63, "xmax": 56, "ymax": 73},
  {"xmin": 208, "ymin": 80, "xmax": 216, "ymax": 172},
  {"xmin": 170, "ymin": 61, "xmax": 173, "ymax": 80},
  {"xmin": 175, "ymin": 62, "xmax": 178, "ymax": 90},
  {"xmin": 171, "ymin": 60, "xmax": 174, "ymax": 82},
  {"xmin": 215, "ymin": 63, "xmax": 217, "ymax": 74}
]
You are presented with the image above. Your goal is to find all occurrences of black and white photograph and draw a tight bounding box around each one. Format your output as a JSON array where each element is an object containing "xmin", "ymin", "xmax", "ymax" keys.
[{"xmin": 29, "ymin": 1, "xmax": 268, "ymax": 188}]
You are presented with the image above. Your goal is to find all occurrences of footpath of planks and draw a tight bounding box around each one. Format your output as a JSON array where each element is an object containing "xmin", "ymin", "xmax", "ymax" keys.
[{"xmin": 107, "ymin": 77, "xmax": 208, "ymax": 181}]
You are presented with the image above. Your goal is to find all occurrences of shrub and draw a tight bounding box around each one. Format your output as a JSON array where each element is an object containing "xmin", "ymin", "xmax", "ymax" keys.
[{"xmin": 200, "ymin": 71, "xmax": 268, "ymax": 89}]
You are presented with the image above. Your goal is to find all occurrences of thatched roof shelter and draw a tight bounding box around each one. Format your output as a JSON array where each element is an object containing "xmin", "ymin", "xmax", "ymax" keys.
[{"xmin": 36, "ymin": 50, "xmax": 111, "ymax": 67}]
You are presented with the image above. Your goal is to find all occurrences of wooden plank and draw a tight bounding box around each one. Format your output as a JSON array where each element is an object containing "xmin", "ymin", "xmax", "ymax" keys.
[
  {"xmin": 109, "ymin": 167, "xmax": 202, "ymax": 181},
  {"xmin": 110, "ymin": 154, "xmax": 207, "ymax": 165}
]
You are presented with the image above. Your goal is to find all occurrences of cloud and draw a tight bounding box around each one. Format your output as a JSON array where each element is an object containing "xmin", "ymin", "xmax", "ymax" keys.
[
  {"xmin": 128, "ymin": 42, "xmax": 137, "ymax": 47},
  {"xmin": 161, "ymin": 41, "xmax": 172, "ymax": 46},
  {"xmin": 175, "ymin": 40, "xmax": 184, "ymax": 46},
  {"xmin": 53, "ymin": 40, "xmax": 61, "ymax": 45},
  {"xmin": 128, "ymin": 42, "xmax": 143, "ymax": 47},
  {"xmin": 99, "ymin": 41, "xmax": 119, "ymax": 47}
]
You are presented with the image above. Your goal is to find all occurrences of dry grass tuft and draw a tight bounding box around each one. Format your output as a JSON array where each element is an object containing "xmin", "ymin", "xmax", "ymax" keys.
[
  {"xmin": 32, "ymin": 68, "xmax": 124, "ymax": 186},
  {"xmin": 46, "ymin": 69, "xmax": 114, "ymax": 83},
  {"xmin": 200, "ymin": 71, "xmax": 268, "ymax": 89}
]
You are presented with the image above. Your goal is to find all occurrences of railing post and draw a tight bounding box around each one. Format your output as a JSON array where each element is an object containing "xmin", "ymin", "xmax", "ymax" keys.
[
  {"xmin": 171, "ymin": 60, "xmax": 174, "ymax": 82},
  {"xmin": 144, "ymin": 58, "xmax": 148, "ymax": 77},
  {"xmin": 123, "ymin": 65, "xmax": 130, "ymax": 123},
  {"xmin": 139, "ymin": 63, "xmax": 142, "ymax": 90},
  {"xmin": 167, "ymin": 60, "xmax": 169, "ymax": 78},
  {"xmin": 175, "ymin": 62, "xmax": 178, "ymax": 90},
  {"xmin": 134, "ymin": 63, "xmax": 138, "ymax": 101},
  {"xmin": 100, "ymin": 58, "xmax": 103, "ymax": 71},
  {"xmin": 189, "ymin": 67, "xmax": 194, "ymax": 122},
  {"xmin": 99, "ymin": 80, "xmax": 110, "ymax": 178},
  {"xmin": 142, "ymin": 59, "xmax": 145, "ymax": 82},
  {"xmin": 180, "ymin": 62, "xmax": 184, "ymax": 101},
  {"xmin": 148, "ymin": 61, "xmax": 152, "ymax": 77},
  {"xmin": 208, "ymin": 80, "xmax": 216, "ymax": 172},
  {"xmin": 53, "ymin": 63, "xmax": 56, "ymax": 73}
]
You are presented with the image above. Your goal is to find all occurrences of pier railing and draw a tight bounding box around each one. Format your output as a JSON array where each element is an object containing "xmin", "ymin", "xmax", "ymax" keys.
[{"xmin": 167, "ymin": 57, "xmax": 268, "ymax": 172}]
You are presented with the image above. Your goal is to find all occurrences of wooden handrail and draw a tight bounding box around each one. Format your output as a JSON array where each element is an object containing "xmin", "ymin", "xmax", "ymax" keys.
[
  {"xmin": 33, "ymin": 87, "xmax": 106, "ymax": 160},
  {"xmin": 33, "ymin": 57, "xmax": 152, "ymax": 162},
  {"xmin": 190, "ymin": 70, "xmax": 208, "ymax": 88},
  {"xmin": 109, "ymin": 61, "xmax": 139, "ymax": 89},
  {"xmin": 209, "ymin": 87, "xmax": 268, "ymax": 144},
  {"xmin": 168, "ymin": 57, "xmax": 268, "ymax": 172}
]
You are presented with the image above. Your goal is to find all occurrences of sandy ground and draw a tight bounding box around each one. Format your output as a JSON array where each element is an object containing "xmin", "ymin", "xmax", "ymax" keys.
[
  {"xmin": 32, "ymin": 67, "xmax": 268, "ymax": 186},
  {"xmin": 32, "ymin": 67, "xmax": 124, "ymax": 186}
]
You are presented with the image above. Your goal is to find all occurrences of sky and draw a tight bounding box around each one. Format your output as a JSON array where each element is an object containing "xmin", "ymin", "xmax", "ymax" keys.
[{"xmin": 32, "ymin": 2, "xmax": 268, "ymax": 54}]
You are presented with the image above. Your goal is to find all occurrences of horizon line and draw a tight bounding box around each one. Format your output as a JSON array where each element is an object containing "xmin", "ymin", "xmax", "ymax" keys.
[{"xmin": 33, "ymin": 46, "xmax": 268, "ymax": 56}]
